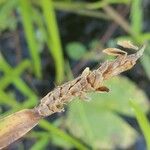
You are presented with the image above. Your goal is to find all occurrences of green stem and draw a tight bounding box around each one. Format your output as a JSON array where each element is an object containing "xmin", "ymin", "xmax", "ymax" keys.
[
  {"xmin": 39, "ymin": 120, "xmax": 87, "ymax": 150},
  {"xmin": 41, "ymin": 0, "xmax": 64, "ymax": 84},
  {"xmin": 130, "ymin": 101, "xmax": 150, "ymax": 150},
  {"xmin": 20, "ymin": 0, "xmax": 42, "ymax": 78},
  {"xmin": 54, "ymin": 2, "xmax": 110, "ymax": 20}
]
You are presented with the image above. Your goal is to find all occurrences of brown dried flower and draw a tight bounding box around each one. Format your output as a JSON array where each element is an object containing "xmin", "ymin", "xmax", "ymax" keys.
[
  {"xmin": 117, "ymin": 40, "xmax": 139, "ymax": 50},
  {"xmin": 36, "ymin": 42, "xmax": 145, "ymax": 117}
]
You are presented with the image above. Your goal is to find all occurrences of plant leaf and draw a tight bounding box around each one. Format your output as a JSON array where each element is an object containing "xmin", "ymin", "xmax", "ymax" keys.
[
  {"xmin": 130, "ymin": 100, "xmax": 150, "ymax": 150},
  {"xmin": 19, "ymin": 0, "xmax": 42, "ymax": 78},
  {"xmin": 66, "ymin": 42, "xmax": 86, "ymax": 60},
  {"xmin": 141, "ymin": 45, "xmax": 150, "ymax": 80},
  {"xmin": 39, "ymin": 120, "xmax": 87, "ymax": 150},
  {"xmin": 41, "ymin": 0, "xmax": 65, "ymax": 83},
  {"xmin": 65, "ymin": 76, "xmax": 149, "ymax": 149},
  {"xmin": 31, "ymin": 138, "xmax": 49, "ymax": 150}
]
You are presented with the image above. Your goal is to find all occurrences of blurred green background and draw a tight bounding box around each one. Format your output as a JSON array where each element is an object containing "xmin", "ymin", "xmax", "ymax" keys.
[{"xmin": 0, "ymin": 0, "xmax": 150, "ymax": 149}]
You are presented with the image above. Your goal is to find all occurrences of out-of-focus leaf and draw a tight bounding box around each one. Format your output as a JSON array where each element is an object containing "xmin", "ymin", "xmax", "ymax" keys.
[
  {"xmin": 0, "ymin": 56, "xmax": 37, "ymax": 109},
  {"xmin": 51, "ymin": 133, "xmax": 73, "ymax": 149},
  {"xmin": 141, "ymin": 46, "xmax": 150, "ymax": 79},
  {"xmin": 31, "ymin": 138, "xmax": 49, "ymax": 150},
  {"xmin": 107, "ymin": 39, "xmax": 117, "ymax": 48},
  {"xmin": 64, "ymin": 61, "xmax": 74, "ymax": 80},
  {"xmin": 89, "ymin": 39, "xmax": 99, "ymax": 49},
  {"xmin": 29, "ymin": 130, "xmax": 73, "ymax": 149},
  {"xmin": 31, "ymin": 8, "xmax": 47, "ymax": 50},
  {"xmin": 96, "ymin": 76, "xmax": 149, "ymax": 115},
  {"xmin": 143, "ymin": 33, "xmax": 150, "ymax": 41},
  {"xmin": 13, "ymin": 78, "xmax": 37, "ymax": 100},
  {"xmin": 106, "ymin": 0, "xmax": 130, "ymax": 4},
  {"xmin": 66, "ymin": 42, "xmax": 87, "ymax": 60},
  {"xmin": 0, "ymin": 90, "xmax": 20, "ymax": 107},
  {"xmin": 0, "ymin": 0, "xmax": 18, "ymax": 31},
  {"xmin": 39, "ymin": 120, "xmax": 87, "ymax": 150},
  {"xmin": 0, "ymin": 58, "xmax": 34, "ymax": 94},
  {"xmin": 65, "ymin": 76, "xmax": 149, "ymax": 149},
  {"xmin": 0, "ymin": 107, "xmax": 2, "ymax": 113},
  {"xmin": 0, "ymin": 59, "xmax": 31, "ymax": 90},
  {"xmin": 130, "ymin": 100, "xmax": 150, "ymax": 150}
]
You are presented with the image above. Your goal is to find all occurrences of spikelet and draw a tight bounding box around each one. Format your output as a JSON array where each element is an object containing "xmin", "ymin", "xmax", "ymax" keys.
[
  {"xmin": 37, "ymin": 41, "xmax": 145, "ymax": 117},
  {"xmin": 117, "ymin": 40, "xmax": 139, "ymax": 50}
]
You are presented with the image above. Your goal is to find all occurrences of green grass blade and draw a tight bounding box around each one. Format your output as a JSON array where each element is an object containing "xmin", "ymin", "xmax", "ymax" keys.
[
  {"xmin": 131, "ymin": 0, "xmax": 143, "ymax": 36},
  {"xmin": 0, "ymin": 91, "xmax": 20, "ymax": 107},
  {"xmin": 19, "ymin": 0, "xmax": 42, "ymax": 78},
  {"xmin": 130, "ymin": 100, "xmax": 150, "ymax": 150},
  {"xmin": 13, "ymin": 76, "xmax": 38, "ymax": 108},
  {"xmin": 39, "ymin": 120, "xmax": 87, "ymax": 150},
  {"xmin": 0, "ymin": 60, "xmax": 31, "ymax": 90},
  {"xmin": 0, "ymin": 52, "xmax": 11, "ymax": 71},
  {"xmin": 0, "ymin": 0, "xmax": 18, "ymax": 20},
  {"xmin": 0, "ymin": 0, "xmax": 18, "ymax": 30},
  {"xmin": 31, "ymin": 138, "xmax": 49, "ymax": 150},
  {"xmin": 31, "ymin": 7, "xmax": 48, "ymax": 43},
  {"xmin": 141, "ymin": 53, "xmax": 150, "ymax": 80},
  {"xmin": 13, "ymin": 77, "xmax": 36, "ymax": 98},
  {"xmin": 41, "ymin": 0, "xmax": 65, "ymax": 83}
]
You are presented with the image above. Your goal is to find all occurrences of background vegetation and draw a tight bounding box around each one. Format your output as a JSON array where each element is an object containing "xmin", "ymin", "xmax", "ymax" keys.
[{"xmin": 0, "ymin": 0, "xmax": 150, "ymax": 149}]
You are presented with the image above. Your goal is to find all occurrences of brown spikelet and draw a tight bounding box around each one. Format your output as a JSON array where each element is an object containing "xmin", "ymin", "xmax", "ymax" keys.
[
  {"xmin": 37, "ymin": 42, "xmax": 145, "ymax": 117},
  {"xmin": 103, "ymin": 48, "xmax": 127, "ymax": 56},
  {"xmin": 117, "ymin": 40, "xmax": 139, "ymax": 50}
]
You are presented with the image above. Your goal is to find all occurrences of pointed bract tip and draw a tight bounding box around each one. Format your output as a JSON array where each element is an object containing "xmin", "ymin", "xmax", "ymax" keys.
[{"xmin": 136, "ymin": 44, "xmax": 146, "ymax": 58}]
